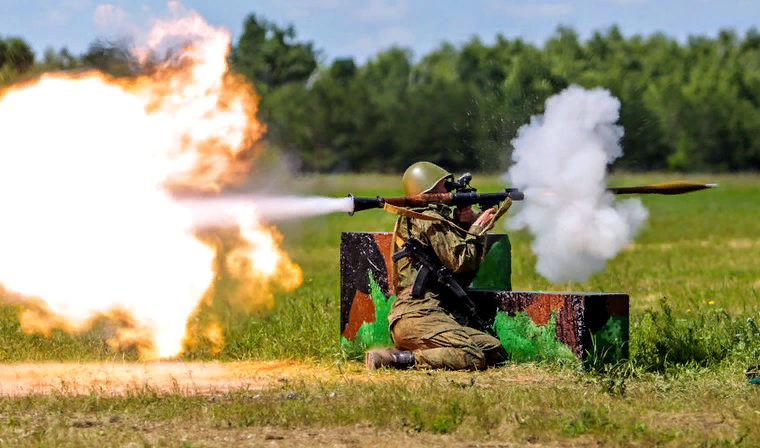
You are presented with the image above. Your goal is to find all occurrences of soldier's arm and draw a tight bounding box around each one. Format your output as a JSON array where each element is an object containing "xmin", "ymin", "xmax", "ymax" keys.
[{"xmin": 422, "ymin": 221, "xmax": 487, "ymax": 274}]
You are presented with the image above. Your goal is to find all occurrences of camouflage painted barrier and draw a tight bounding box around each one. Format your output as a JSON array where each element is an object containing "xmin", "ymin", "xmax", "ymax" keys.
[{"xmin": 340, "ymin": 232, "xmax": 629, "ymax": 365}]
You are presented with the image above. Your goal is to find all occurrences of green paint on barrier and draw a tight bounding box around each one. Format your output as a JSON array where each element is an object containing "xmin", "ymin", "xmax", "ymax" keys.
[
  {"xmin": 341, "ymin": 272, "xmax": 395, "ymax": 360},
  {"xmin": 356, "ymin": 272, "xmax": 395, "ymax": 348},
  {"xmin": 492, "ymin": 311, "xmax": 576, "ymax": 362},
  {"xmin": 471, "ymin": 237, "xmax": 511, "ymax": 290},
  {"xmin": 586, "ymin": 316, "xmax": 629, "ymax": 366}
]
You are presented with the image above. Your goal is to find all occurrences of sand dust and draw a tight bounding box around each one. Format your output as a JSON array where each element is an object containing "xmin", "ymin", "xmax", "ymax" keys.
[
  {"xmin": 0, "ymin": 361, "xmax": 557, "ymax": 396},
  {"xmin": 0, "ymin": 360, "xmax": 337, "ymax": 396}
]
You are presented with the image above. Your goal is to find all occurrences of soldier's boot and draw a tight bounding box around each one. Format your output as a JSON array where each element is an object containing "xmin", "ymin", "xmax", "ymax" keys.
[
  {"xmin": 365, "ymin": 348, "xmax": 416, "ymax": 370},
  {"xmin": 746, "ymin": 365, "xmax": 760, "ymax": 384}
]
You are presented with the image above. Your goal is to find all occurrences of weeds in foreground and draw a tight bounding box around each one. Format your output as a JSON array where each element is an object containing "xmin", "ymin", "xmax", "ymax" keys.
[
  {"xmin": 577, "ymin": 299, "xmax": 760, "ymax": 391},
  {"xmin": 631, "ymin": 299, "xmax": 760, "ymax": 373}
]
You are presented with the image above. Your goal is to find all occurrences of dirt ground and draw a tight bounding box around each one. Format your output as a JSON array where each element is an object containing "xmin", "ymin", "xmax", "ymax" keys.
[
  {"xmin": 0, "ymin": 362, "xmax": 745, "ymax": 447},
  {"xmin": 0, "ymin": 361, "xmax": 554, "ymax": 396},
  {"xmin": 64, "ymin": 423, "xmax": 599, "ymax": 448},
  {"xmin": 0, "ymin": 362, "xmax": 580, "ymax": 447},
  {"xmin": 0, "ymin": 360, "xmax": 339, "ymax": 396}
]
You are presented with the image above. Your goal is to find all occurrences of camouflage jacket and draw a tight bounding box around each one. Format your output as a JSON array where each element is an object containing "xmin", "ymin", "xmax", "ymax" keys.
[{"xmin": 387, "ymin": 204, "xmax": 488, "ymax": 327}]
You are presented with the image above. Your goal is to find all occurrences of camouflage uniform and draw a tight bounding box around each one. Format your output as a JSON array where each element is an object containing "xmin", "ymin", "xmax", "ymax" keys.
[{"xmin": 387, "ymin": 204, "xmax": 507, "ymax": 371}]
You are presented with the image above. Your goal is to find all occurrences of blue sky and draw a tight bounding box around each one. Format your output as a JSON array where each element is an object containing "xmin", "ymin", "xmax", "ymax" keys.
[{"xmin": 1, "ymin": 0, "xmax": 759, "ymax": 64}]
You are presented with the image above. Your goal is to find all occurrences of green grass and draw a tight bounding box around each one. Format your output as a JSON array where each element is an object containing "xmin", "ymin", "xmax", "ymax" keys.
[
  {"xmin": 0, "ymin": 365, "xmax": 758, "ymax": 446},
  {"xmin": 0, "ymin": 172, "xmax": 759, "ymax": 446}
]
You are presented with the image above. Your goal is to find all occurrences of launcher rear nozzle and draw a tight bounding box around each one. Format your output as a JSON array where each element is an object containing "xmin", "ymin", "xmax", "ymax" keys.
[{"xmin": 347, "ymin": 194, "xmax": 384, "ymax": 216}]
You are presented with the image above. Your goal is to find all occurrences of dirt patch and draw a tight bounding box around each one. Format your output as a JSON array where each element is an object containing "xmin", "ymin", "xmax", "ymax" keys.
[
  {"xmin": 0, "ymin": 361, "xmax": 340, "ymax": 396},
  {"xmin": 648, "ymin": 411, "xmax": 737, "ymax": 436},
  {"xmin": 0, "ymin": 361, "xmax": 558, "ymax": 396},
  {"xmin": 0, "ymin": 414, "xmax": 589, "ymax": 448}
]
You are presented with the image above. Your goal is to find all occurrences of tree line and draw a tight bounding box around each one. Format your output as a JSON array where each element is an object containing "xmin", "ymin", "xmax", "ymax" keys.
[{"xmin": 3, "ymin": 15, "xmax": 760, "ymax": 173}]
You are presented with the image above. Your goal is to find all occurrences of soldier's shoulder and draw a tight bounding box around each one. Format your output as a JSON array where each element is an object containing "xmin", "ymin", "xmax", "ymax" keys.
[
  {"xmin": 407, "ymin": 208, "xmax": 455, "ymax": 228},
  {"xmin": 396, "ymin": 205, "xmax": 457, "ymax": 230},
  {"xmin": 395, "ymin": 205, "xmax": 447, "ymax": 221},
  {"xmin": 424, "ymin": 204, "xmax": 455, "ymax": 220}
]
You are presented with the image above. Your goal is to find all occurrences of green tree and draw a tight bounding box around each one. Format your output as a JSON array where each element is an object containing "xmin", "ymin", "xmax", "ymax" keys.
[
  {"xmin": 0, "ymin": 38, "xmax": 7, "ymax": 70},
  {"xmin": 225, "ymin": 16, "xmax": 760, "ymax": 172},
  {"xmin": 3, "ymin": 37, "xmax": 35, "ymax": 73},
  {"xmin": 0, "ymin": 36, "xmax": 35, "ymax": 86},
  {"xmin": 80, "ymin": 39, "xmax": 138, "ymax": 77},
  {"xmin": 230, "ymin": 13, "xmax": 320, "ymax": 95}
]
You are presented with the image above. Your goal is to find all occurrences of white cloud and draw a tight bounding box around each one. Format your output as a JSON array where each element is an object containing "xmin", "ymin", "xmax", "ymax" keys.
[
  {"xmin": 355, "ymin": 36, "xmax": 374, "ymax": 54},
  {"xmin": 45, "ymin": 10, "xmax": 71, "ymax": 25},
  {"xmin": 487, "ymin": 1, "xmax": 573, "ymax": 17},
  {"xmin": 93, "ymin": 4, "xmax": 130, "ymax": 30},
  {"xmin": 311, "ymin": 0, "xmax": 344, "ymax": 7},
  {"xmin": 271, "ymin": 0, "xmax": 344, "ymax": 7},
  {"xmin": 269, "ymin": 0, "xmax": 345, "ymax": 19},
  {"xmin": 353, "ymin": 25, "xmax": 414, "ymax": 57},
  {"xmin": 379, "ymin": 26, "xmax": 414, "ymax": 45},
  {"xmin": 61, "ymin": 0, "xmax": 91, "ymax": 9},
  {"xmin": 280, "ymin": 8, "xmax": 310, "ymax": 19},
  {"xmin": 354, "ymin": 0, "xmax": 409, "ymax": 22},
  {"xmin": 45, "ymin": 0, "xmax": 89, "ymax": 25}
]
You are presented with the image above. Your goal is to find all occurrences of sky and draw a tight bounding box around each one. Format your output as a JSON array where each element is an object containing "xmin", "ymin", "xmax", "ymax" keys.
[{"xmin": 1, "ymin": 0, "xmax": 759, "ymax": 64}]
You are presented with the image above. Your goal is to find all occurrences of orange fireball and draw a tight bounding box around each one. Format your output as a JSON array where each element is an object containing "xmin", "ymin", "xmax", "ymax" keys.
[{"xmin": 0, "ymin": 5, "xmax": 301, "ymax": 359}]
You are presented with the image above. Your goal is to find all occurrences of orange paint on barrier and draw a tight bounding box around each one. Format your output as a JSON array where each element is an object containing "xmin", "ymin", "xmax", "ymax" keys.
[
  {"xmin": 343, "ymin": 291, "xmax": 376, "ymax": 340},
  {"xmin": 524, "ymin": 293, "xmax": 566, "ymax": 326}
]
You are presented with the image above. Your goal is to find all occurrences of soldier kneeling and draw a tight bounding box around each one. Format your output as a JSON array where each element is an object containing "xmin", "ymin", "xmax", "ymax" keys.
[{"xmin": 366, "ymin": 162, "xmax": 508, "ymax": 371}]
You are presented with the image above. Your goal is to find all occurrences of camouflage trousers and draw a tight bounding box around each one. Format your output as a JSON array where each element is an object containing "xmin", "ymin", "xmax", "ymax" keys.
[{"xmin": 390, "ymin": 312, "xmax": 507, "ymax": 371}]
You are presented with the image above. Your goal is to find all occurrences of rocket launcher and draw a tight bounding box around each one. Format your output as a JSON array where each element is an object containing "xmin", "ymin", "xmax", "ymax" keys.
[{"xmin": 347, "ymin": 177, "xmax": 717, "ymax": 215}]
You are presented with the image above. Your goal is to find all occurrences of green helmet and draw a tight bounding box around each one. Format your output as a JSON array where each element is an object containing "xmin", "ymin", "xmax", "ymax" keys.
[{"xmin": 402, "ymin": 162, "xmax": 452, "ymax": 196}]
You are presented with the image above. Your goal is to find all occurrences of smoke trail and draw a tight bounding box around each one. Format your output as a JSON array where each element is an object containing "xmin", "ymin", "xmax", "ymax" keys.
[
  {"xmin": 178, "ymin": 196, "xmax": 354, "ymax": 226},
  {"xmin": 504, "ymin": 85, "xmax": 648, "ymax": 283}
]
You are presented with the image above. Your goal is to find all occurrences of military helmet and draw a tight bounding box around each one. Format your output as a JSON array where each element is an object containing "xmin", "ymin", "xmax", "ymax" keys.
[{"xmin": 402, "ymin": 162, "xmax": 453, "ymax": 196}]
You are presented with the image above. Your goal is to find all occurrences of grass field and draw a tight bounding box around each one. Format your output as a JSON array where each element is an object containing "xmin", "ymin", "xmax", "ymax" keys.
[{"xmin": 1, "ymin": 172, "xmax": 759, "ymax": 447}]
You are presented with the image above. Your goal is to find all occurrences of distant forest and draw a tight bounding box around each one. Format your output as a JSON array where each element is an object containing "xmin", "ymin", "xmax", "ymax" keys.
[{"xmin": 2, "ymin": 14, "xmax": 760, "ymax": 173}]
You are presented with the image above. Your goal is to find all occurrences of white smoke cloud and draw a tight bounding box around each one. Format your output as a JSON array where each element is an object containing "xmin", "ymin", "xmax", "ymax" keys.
[{"xmin": 504, "ymin": 85, "xmax": 648, "ymax": 283}]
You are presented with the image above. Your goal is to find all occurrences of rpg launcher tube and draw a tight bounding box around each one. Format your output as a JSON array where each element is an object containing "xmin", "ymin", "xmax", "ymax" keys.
[
  {"xmin": 346, "ymin": 182, "xmax": 715, "ymax": 215},
  {"xmin": 347, "ymin": 190, "xmax": 525, "ymax": 215}
]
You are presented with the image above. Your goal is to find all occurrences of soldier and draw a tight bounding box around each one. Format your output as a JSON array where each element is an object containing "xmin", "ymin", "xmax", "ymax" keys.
[{"xmin": 365, "ymin": 161, "xmax": 508, "ymax": 371}]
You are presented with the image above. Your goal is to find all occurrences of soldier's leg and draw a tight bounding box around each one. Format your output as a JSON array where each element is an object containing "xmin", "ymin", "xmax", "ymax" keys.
[
  {"xmin": 464, "ymin": 327, "xmax": 508, "ymax": 367},
  {"xmin": 391, "ymin": 313, "xmax": 487, "ymax": 371}
]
